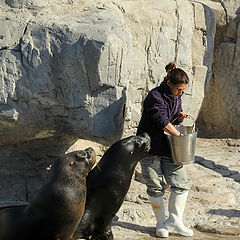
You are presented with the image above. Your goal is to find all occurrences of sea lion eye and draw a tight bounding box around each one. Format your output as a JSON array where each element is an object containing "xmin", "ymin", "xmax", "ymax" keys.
[
  {"xmin": 69, "ymin": 161, "xmax": 75, "ymax": 167},
  {"xmin": 46, "ymin": 164, "xmax": 52, "ymax": 171}
]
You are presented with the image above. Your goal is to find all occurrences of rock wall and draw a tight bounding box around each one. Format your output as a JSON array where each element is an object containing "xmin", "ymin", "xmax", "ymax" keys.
[
  {"xmin": 0, "ymin": 0, "xmax": 215, "ymax": 147},
  {"xmin": 0, "ymin": 0, "xmax": 132, "ymax": 146},
  {"xmin": 3, "ymin": 0, "xmax": 239, "ymax": 204},
  {"xmin": 121, "ymin": 0, "xmax": 216, "ymax": 136},
  {"xmin": 197, "ymin": 0, "xmax": 240, "ymax": 138}
]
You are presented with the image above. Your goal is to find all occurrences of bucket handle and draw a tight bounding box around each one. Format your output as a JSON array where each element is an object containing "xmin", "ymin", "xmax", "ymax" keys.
[
  {"xmin": 187, "ymin": 115, "xmax": 196, "ymax": 131},
  {"xmin": 171, "ymin": 114, "xmax": 196, "ymax": 132}
]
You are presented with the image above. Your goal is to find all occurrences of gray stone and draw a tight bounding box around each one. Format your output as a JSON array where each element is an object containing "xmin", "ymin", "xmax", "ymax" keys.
[
  {"xmin": 0, "ymin": 0, "xmax": 215, "ymax": 146},
  {"xmin": 197, "ymin": 0, "xmax": 240, "ymax": 138},
  {"xmin": 0, "ymin": 1, "xmax": 132, "ymax": 145}
]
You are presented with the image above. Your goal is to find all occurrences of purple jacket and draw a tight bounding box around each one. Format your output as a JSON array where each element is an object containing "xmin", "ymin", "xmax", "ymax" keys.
[{"xmin": 137, "ymin": 80, "xmax": 183, "ymax": 156}]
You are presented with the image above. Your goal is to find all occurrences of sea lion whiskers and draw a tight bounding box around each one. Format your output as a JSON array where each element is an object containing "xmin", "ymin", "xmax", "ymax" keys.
[{"xmin": 96, "ymin": 164, "xmax": 102, "ymax": 173}]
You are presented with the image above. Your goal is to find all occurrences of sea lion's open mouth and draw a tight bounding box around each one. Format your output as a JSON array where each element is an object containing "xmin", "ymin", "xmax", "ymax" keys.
[
  {"xmin": 85, "ymin": 147, "xmax": 96, "ymax": 168},
  {"xmin": 140, "ymin": 132, "xmax": 151, "ymax": 152},
  {"xmin": 75, "ymin": 148, "xmax": 96, "ymax": 169},
  {"xmin": 134, "ymin": 133, "xmax": 151, "ymax": 152},
  {"xmin": 85, "ymin": 147, "xmax": 96, "ymax": 159}
]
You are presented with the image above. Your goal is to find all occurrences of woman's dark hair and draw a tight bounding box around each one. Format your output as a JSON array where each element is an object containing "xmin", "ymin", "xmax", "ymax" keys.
[{"xmin": 164, "ymin": 62, "xmax": 189, "ymax": 85}]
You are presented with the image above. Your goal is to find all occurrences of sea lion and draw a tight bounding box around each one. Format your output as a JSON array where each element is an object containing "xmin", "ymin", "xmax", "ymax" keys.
[
  {"xmin": 0, "ymin": 147, "xmax": 96, "ymax": 240},
  {"xmin": 75, "ymin": 133, "xmax": 151, "ymax": 240}
]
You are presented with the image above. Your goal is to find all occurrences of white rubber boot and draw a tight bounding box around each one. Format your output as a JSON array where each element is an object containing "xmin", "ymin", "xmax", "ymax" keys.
[
  {"xmin": 149, "ymin": 195, "xmax": 169, "ymax": 238},
  {"xmin": 165, "ymin": 191, "xmax": 193, "ymax": 236}
]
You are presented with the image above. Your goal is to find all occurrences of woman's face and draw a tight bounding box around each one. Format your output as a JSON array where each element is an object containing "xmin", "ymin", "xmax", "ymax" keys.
[{"xmin": 167, "ymin": 80, "xmax": 187, "ymax": 98}]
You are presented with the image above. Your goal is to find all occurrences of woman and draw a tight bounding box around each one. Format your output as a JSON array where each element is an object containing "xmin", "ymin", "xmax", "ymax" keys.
[{"xmin": 137, "ymin": 62, "xmax": 193, "ymax": 238}]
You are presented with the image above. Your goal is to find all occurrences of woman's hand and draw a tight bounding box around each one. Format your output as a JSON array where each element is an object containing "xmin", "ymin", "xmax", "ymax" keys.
[
  {"xmin": 177, "ymin": 112, "xmax": 188, "ymax": 121},
  {"xmin": 163, "ymin": 123, "xmax": 182, "ymax": 136}
]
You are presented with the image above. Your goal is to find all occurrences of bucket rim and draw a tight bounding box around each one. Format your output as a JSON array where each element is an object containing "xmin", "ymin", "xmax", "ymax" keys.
[{"xmin": 164, "ymin": 127, "xmax": 198, "ymax": 136}]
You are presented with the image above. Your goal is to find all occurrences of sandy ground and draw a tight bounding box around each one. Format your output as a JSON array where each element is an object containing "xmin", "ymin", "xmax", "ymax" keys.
[{"xmin": 71, "ymin": 137, "xmax": 240, "ymax": 240}]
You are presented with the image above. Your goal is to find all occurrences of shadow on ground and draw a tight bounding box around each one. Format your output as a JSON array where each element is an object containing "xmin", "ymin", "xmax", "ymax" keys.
[
  {"xmin": 195, "ymin": 156, "xmax": 240, "ymax": 184},
  {"xmin": 112, "ymin": 218, "xmax": 155, "ymax": 236},
  {"xmin": 207, "ymin": 209, "xmax": 240, "ymax": 218}
]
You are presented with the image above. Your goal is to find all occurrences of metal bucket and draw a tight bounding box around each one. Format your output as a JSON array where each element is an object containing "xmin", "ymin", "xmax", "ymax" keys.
[{"xmin": 164, "ymin": 126, "xmax": 198, "ymax": 165}]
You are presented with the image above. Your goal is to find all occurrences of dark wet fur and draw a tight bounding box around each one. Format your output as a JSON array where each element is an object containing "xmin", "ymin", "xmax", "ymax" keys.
[
  {"xmin": 75, "ymin": 133, "xmax": 150, "ymax": 240},
  {"xmin": 0, "ymin": 148, "xmax": 96, "ymax": 240}
]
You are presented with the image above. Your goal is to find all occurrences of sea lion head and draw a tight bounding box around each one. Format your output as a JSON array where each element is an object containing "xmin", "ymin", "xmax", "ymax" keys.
[
  {"xmin": 120, "ymin": 132, "xmax": 151, "ymax": 160},
  {"xmin": 53, "ymin": 147, "xmax": 96, "ymax": 179}
]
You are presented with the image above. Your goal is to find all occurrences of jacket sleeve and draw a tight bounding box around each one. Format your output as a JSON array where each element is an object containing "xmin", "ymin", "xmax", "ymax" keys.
[{"xmin": 144, "ymin": 92, "xmax": 170, "ymax": 129}]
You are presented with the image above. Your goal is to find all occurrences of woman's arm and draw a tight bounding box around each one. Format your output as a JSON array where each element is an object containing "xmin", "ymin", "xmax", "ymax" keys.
[
  {"xmin": 163, "ymin": 122, "xmax": 182, "ymax": 136},
  {"xmin": 145, "ymin": 90, "xmax": 183, "ymax": 136}
]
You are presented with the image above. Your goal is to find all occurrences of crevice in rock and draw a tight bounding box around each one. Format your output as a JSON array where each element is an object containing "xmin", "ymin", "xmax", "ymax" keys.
[
  {"xmin": 18, "ymin": 21, "xmax": 31, "ymax": 65},
  {"xmin": 174, "ymin": 2, "xmax": 180, "ymax": 62},
  {"xmin": 0, "ymin": 46, "xmax": 9, "ymax": 51},
  {"xmin": 219, "ymin": 0, "xmax": 229, "ymax": 25},
  {"xmin": 91, "ymin": 84, "xmax": 115, "ymax": 98},
  {"xmin": 81, "ymin": 37, "xmax": 95, "ymax": 94},
  {"xmin": 145, "ymin": 30, "xmax": 153, "ymax": 89},
  {"xmin": 233, "ymin": 18, "xmax": 240, "ymax": 63},
  {"xmin": 112, "ymin": 1, "xmax": 126, "ymax": 14},
  {"xmin": 118, "ymin": 47, "xmax": 124, "ymax": 87}
]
